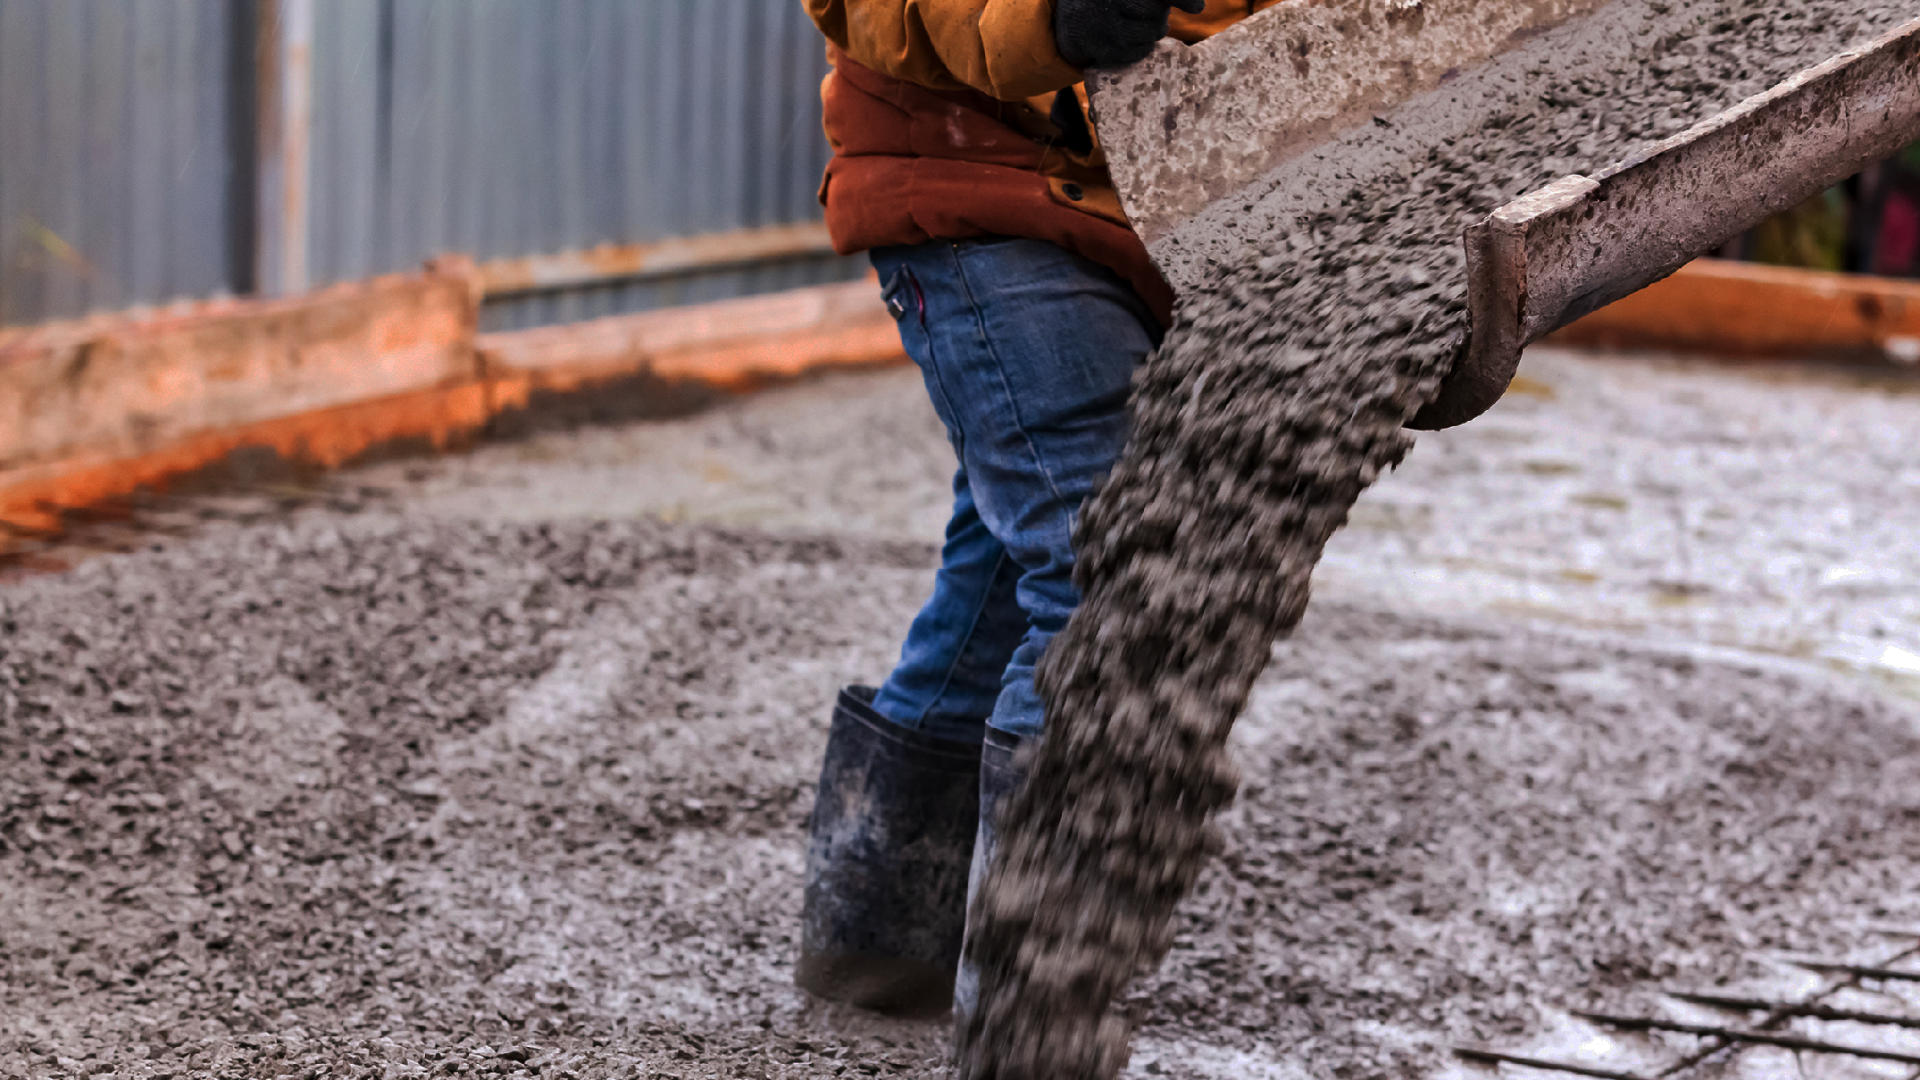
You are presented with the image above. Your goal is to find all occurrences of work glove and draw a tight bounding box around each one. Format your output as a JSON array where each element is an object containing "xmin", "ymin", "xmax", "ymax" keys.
[{"xmin": 1053, "ymin": 0, "xmax": 1207, "ymax": 70}]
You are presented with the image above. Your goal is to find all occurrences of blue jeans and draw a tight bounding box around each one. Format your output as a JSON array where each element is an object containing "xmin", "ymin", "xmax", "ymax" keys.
[{"xmin": 867, "ymin": 238, "xmax": 1159, "ymax": 743}]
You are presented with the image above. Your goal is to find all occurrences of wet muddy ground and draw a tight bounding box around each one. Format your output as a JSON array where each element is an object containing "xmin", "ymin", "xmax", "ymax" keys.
[
  {"xmin": 360, "ymin": 350, "xmax": 1920, "ymax": 700},
  {"xmin": 3, "ymin": 350, "xmax": 1919, "ymax": 1078}
]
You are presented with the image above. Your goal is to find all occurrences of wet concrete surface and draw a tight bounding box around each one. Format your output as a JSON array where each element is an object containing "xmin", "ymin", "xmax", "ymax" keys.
[
  {"xmin": 1323, "ymin": 356, "xmax": 1920, "ymax": 706},
  {"xmin": 3, "ymin": 351, "xmax": 1918, "ymax": 1078},
  {"xmin": 356, "ymin": 351, "xmax": 1920, "ymax": 700}
]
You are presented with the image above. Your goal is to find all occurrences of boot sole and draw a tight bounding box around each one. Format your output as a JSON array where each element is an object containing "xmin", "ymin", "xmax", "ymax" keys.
[{"xmin": 795, "ymin": 950, "xmax": 954, "ymax": 1019}]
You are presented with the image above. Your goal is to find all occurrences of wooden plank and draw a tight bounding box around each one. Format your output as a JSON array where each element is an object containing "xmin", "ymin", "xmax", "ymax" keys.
[
  {"xmin": 1555, "ymin": 258, "xmax": 1920, "ymax": 362},
  {"xmin": 0, "ymin": 261, "xmax": 480, "ymax": 479},
  {"xmin": 0, "ymin": 381, "xmax": 495, "ymax": 538},
  {"xmin": 478, "ymin": 277, "xmax": 902, "ymax": 398},
  {"xmin": 0, "ymin": 276, "xmax": 904, "ymax": 551}
]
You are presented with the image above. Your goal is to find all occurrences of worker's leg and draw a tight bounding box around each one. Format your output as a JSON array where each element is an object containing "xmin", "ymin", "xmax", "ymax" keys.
[
  {"xmin": 798, "ymin": 239, "xmax": 1046, "ymax": 1015},
  {"xmin": 800, "ymin": 237, "xmax": 1153, "ymax": 1016},
  {"xmin": 876, "ymin": 237, "xmax": 1159, "ymax": 1020},
  {"xmin": 868, "ymin": 469, "xmax": 1028, "ymax": 745},
  {"xmin": 875, "ymin": 238, "xmax": 1158, "ymax": 740}
]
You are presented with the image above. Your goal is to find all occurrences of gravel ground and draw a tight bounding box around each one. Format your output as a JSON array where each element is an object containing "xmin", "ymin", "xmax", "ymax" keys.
[
  {"xmin": 354, "ymin": 351, "xmax": 1920, "ymax": 700},
  {"xmin": 2, "ymin": 348, "xmax": 1918, "ymax": 1078}
]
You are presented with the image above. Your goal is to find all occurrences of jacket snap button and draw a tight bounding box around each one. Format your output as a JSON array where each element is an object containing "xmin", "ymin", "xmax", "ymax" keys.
[{"xmin": 1062, "ymin": 182, "xmax": 1085, "ymax": 201}]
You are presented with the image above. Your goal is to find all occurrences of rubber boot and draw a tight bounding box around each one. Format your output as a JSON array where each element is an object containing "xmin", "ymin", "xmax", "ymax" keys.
[
  {"xmin": 797, "ymin": 686, "xmax": 982, "ymax": 1017},
  {"xmin": 952, "ymin": 725, "xmax": 1025, "ymax": 1025}
]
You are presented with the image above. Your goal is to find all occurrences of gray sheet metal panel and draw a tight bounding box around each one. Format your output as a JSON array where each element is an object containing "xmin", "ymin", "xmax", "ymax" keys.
[
  {"xmin": 308, "ymin": 0, "xmax": 860, "ymax": 328},
  {"xmin": 0, "ymin": 0, "xmax": 240, "ymax": 324},
  {"xmin": 0, "ymin": 1, "xmax": 855, "ymax": 328}
]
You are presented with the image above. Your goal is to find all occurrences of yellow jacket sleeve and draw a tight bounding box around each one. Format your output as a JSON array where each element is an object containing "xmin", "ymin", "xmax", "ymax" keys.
[{"xmin": 805, "ymin": 0, "xmax": 1084, "ymax": 102}]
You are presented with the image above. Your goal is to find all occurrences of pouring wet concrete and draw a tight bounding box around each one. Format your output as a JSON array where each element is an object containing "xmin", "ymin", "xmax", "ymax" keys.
[
  {"xmin": 957, "ymin": 4, "xmax": 1920, "ymax": 1072},
  {"xmin": 2, "ymin": 351, "xmax": 1919, "ymax": 1078}
]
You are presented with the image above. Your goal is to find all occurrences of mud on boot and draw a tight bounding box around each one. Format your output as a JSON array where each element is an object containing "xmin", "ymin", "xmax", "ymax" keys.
[
  {"xmin": 797, "ymin": 686, "xmax": 982, "ymax": 1016},
  {"xmin": 952, "ymin": 725, "xmax": 1024, "ymax": 1029}
]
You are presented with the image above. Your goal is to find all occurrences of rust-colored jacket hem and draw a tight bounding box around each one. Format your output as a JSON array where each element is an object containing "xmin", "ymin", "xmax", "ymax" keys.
[{"xmin": 818, "ymin": 50, "xmax": 1175, "ymax": 325}]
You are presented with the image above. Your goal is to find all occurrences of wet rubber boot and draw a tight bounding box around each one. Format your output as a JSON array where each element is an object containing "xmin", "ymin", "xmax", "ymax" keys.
[
  {"xmin": 797, "ymin": 686, "xmax": 982, "ymax": 1017},
  {"xmin": 952, "ymin": 725, "xmax": 1025, "ymax": 1025}
]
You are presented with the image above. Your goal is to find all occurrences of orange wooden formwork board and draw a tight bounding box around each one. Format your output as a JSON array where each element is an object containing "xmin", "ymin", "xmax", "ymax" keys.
[
  {"xmin": 7, "ymin": 255, "xmax": 1914, "ymax": 553},
  {"xmin": 0, "ymin": 381, "xmax": 496, "ymax": 538},
  {"xmin": 1555, "ymin": 258, "xmax": 1920, "ymax": 362},
  {"xmin": 0, "ymin": 272, "xmax": 903, "ymax": 548},
  {"xmin": 478, "ymin": 278, "xmax": 903, "ymax": 409}
]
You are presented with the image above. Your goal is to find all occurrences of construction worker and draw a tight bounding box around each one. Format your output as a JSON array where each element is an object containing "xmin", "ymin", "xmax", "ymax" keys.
[{"xmin": 796, "ymin": 0, "xmax": 1274, "ymax": 1020}]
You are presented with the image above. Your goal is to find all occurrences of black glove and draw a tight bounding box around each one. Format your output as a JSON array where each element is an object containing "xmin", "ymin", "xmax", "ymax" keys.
[{"xmin": 1053, "ymin": 0, "xmax": 1206, "ymax": 70}]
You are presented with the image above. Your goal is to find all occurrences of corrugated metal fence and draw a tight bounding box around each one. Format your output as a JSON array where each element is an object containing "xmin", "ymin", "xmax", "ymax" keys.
[
  {"xmin": 0, "ymin": 0, "xmax": 858, "ymax": 330},
  {"xmin": 0, "ymin": 0, "xmax": 245, "ymax": 326}
]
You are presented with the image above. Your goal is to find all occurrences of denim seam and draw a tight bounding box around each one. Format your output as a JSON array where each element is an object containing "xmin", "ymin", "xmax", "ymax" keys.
[
  {"xmin": 911, "ymin": 257, "xmax": 967, "ymax": 464},
  {"xmin": 912, "ymin": 550, "xmax": 1017, "ymax": 728},
  {"xmin": 948, "ymin": 245, "xmax": 1072, "ymax": 512}
]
